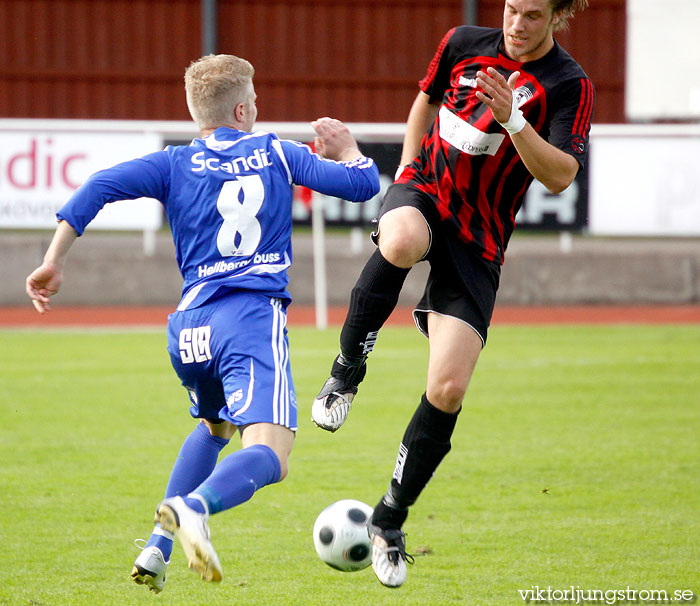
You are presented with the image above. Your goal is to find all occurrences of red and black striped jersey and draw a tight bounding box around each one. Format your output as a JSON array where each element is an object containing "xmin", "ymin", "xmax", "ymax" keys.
[{"xmin": 399, "ymin": 26, "xmax": 595, "ymax": 265}]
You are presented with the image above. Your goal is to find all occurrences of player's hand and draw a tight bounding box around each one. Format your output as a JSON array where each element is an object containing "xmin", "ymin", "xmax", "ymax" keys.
[
  {"xmin": 26, "ymin": 263, "xmax": 63, "ymax": 314},
  {"xmin": 311, "ymin": 117, "xmax": 362, "ymax": 162},
  {"xmin": 475, "ymin": 68, "xmax": 520, "ymax": 125}
]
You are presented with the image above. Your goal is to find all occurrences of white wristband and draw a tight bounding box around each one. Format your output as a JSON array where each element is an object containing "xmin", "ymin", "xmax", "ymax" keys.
[
  {"xmin": 394, "ymin": 164, "xmax": 408, "ymax": 181},
  {"xmin": 499, "ymin": 96, "xmax": 527, "ymax": 135}
]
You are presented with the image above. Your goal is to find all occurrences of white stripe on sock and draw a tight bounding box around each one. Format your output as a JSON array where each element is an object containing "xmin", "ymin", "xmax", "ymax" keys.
[{"xmin": 153, "ymin": 525, "xmax": 175, "ymax": 541}]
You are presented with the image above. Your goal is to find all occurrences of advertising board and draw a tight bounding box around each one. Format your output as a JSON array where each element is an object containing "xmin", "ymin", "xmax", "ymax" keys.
[{"xmin": 0, "ymin": 129, "xmax": 163, "ymax": 230}]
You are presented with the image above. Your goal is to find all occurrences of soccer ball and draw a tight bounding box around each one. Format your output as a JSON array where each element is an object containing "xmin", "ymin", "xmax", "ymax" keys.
[{"xmin": 313, "ymin": 499, "xmax": 374, "ymax": 572}]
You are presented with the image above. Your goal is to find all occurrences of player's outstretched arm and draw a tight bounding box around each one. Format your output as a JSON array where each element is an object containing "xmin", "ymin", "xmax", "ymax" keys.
[
  {"xmin": 25, "ymin": 220, "xmax": 78, "ymax": 314},
  {"xmin": 282, "ymin": 121, "xmax": 379, "ymax": 201},
  {"xmin": 311, "ymin": 117, "xmax": 362, "ymax": 162}
]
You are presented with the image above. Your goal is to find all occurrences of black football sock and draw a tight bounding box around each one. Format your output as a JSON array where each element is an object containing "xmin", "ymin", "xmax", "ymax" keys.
[
  {"xmin": 371, "ymin": 393, "xmax": 461, "ymax": 531},
  {"xmin": 339, "ymin": 249, "xmax": 410, "ymax": 362}
]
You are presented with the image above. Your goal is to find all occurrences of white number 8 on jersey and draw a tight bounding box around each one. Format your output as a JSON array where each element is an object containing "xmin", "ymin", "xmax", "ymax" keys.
[{"xmin": 216, "ymin": 175, "xmax": 265, "ymax": 257}]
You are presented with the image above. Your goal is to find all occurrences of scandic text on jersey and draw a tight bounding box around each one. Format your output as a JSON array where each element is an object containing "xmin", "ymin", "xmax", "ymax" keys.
[{"xmin": 191, "ymin": 148, "xmax": 272, "ymax": 174}]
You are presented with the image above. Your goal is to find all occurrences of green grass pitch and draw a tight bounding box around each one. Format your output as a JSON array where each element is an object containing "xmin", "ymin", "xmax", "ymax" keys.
[{"xmin": 1, "ymin": 324, "xmax": 698, "ymax": 605}]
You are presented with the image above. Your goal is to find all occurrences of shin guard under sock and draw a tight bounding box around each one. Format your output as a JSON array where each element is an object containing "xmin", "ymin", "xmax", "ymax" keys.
[
  {"xmin": 339, "ymin": 249, "xmax": 410, "ymax": 360},
  {"xmin": 189, "ymin": 444, "xmax": 282, "ymax": 515},
  {"xmin": 164, "ymin": 421, "xmax": 230, "ymax": 498},
  {"xmin": 372, "ymin": 394, "xmax": 460, "ymax": 530}
]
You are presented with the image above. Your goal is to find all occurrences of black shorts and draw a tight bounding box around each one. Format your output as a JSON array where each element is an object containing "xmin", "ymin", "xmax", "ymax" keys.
[{"xmin": 376, "ymin": 183, "xmax": 501, "ymax": 345}]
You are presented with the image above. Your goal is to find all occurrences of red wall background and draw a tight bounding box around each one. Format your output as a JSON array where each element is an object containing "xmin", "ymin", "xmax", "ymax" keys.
[{"xmin": 0, "ymin": 0, "xmax": 625, "ymax": 123}]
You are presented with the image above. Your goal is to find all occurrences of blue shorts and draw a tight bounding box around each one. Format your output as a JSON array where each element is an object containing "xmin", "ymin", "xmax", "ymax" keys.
[{"xmin": 167, "ymin": 291, "xmax": 297, "ymax": 431}]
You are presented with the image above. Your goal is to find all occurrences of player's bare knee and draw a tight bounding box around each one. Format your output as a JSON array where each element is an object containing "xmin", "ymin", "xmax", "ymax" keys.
[
  {"xmin": 378, "ymin": 235, "xmax": 424, "ymax": 268},
  {"xmin": 427, "ymin": 380, "xmax": 467, "ymax": 413},
  {"xmin": 377, "ymin": 210, "xmax": 429, "ymax": 267}
]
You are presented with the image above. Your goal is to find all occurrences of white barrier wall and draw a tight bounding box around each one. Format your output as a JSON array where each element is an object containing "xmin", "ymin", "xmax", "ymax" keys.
[
  {"xmin": 589, "ymin": 124, "xmax": 700, "ymax": 236},
  {"xmin": 2, "ymin": 119, "xmax": 699, "ymax": 237},
  {"xmin": 0, "ymin": 121, "xmax": 169, "ymax": 231},
  {"xmin": 626, "ymin": 0, "xmax": 700, "ymax": 121}
]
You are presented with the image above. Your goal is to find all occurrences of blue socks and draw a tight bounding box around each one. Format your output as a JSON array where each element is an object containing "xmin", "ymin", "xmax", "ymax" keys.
[
  {"xmin": 185, "ymin": 444, "xmax": 281, "ymax": 515},
  {"xmin": 163, "ymin": 426, "xmax": 282, "ymax": 513},
  {"xmin": 144, "ymin": 424, "xmax": 282, "ymax": 563},
  {"xmin": 146, "ymin": 422, "xmax": 230, "ymax": 560},
  {"xmin": 165, "ymin": 422, "xmax": 230, "ymax": 498}
]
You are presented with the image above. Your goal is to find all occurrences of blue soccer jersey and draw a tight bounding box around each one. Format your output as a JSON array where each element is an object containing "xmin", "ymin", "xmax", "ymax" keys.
[{"xmin": 57, "ymin": 127, "xmax": 379, "ymax": 309}]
